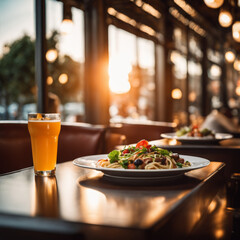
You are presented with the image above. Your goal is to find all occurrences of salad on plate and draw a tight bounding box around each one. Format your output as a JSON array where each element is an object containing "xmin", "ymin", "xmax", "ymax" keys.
[
  {"xmin": 96, "ymin": 139, "xmax": 191, "ymax": 170},
  {"xmin": 176, "ymin": 125, "xmax": 215, "ymax": 138}
]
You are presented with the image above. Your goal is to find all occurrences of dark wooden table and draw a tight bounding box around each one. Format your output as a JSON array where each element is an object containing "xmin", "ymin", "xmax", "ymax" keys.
[
  {"xmin": 148, "ymin": 138, "xmax": 240, "ymax": 181},
  {"xmin": 0, "ymin": 161, "xmax": 227, "ymax": 240}
]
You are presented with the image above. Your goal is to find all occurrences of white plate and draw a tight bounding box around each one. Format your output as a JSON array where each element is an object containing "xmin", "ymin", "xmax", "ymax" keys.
[
  {"xmin": 73, "ymin": 154, "xmax": 210, "ymax": 179},
  {"xmin": 161, "ymin": 132, "xmax": 233, "ymax": 144}
]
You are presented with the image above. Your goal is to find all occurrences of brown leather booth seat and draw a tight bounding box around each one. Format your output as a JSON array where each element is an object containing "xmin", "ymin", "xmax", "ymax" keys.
[
  {"xmin": 0, "ymin": 121, "xmax": 32, "ymax": 175},
  {"xmin": 109, "ymin": 120, "xmax": 176, "ymax": 145},
  {"xmin": 58, "ymin": 122, "xmax": 106, "ymax": 163},
  {"xmin": 0, "ymin": 121, "xmax": 108, "ymax": 174},
  {"xmin": 104, "ymin": 130, "xmax": 127, "ymax": 153}
]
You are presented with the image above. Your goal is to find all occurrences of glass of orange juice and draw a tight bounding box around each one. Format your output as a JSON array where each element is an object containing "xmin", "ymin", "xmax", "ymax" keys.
[{"xmin": 28, "ymin": 113, "xmax": 61, "ymax": 176}]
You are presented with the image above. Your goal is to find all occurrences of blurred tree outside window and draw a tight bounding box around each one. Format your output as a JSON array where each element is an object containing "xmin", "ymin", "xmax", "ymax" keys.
[
  {"xmin": 0, "ymin": 0, "xmax": 85, "ymax": 121},
  {"xmin": 0, "ymin": 35, "xmax": 35, "ymax": 119},
  {"xmin": 0, "ymin": 0, "xmax": 35, "ymax": 120},
  {"xmin": 46, "ymin": 0, "xmax": 85, "ymax": 122}
]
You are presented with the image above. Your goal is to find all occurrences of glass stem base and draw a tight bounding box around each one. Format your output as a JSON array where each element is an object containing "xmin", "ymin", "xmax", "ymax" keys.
[{"xmin": 34, "ymin": 168, "xmax": 56, "ymax": 177}]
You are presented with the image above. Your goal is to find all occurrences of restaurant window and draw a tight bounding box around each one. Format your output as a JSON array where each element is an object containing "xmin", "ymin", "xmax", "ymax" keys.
[
  {"xmin": 206, "ymin": 46, "xmax": 223, "ymax": 110},
  {"xmin": 226, "ymin": 63, "xmax": 240, "ymax": 121},
  {"xmin": 207, "ymin": 49, "xmax": 222, "ymax": 65},
  {"xmin": 0, "ymin": 0, "xmax": 35, "ymax": 120},
  {"xmin": 188, "ymin": 33, "xmax": 203, "ymax": 59},
  {"xmin": 173, "ymin": 27, "xmax": 187, "ymax": 55},
  {"xmin": 0, "ymin": 0, "xmax": 85, "ymax": 122},
  {"xmin": 188, "ymin": 33, "xmax": 203, "ymax": 125},
  {"xmin": 171, "ymin": 23, "xmax": 206, "ymax": 126},
  {"xmin": 188, "ymin": 60, "xmax": 202, "ymax": 123},
  {"xmin": 207, "ymin": 63, "xmax": 222, "ymax": 109},
  {"xmin": 171, "ymin": 26, "xmax": 188, "ymax": 127},
  {"xmin": 46, "ymin": 0, "xmax": 85, "ymax": 122},
  {"xmin": 171, "ymin": 50, "xmax": 187, "ymax": 126},
  {"xmin": 108, "ymin": 25, "xmax": 155, "ymax": 122}
]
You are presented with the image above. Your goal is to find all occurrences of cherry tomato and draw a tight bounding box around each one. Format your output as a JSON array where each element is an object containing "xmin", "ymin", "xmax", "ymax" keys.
[
  {"xmin": 97, "ymin": 159, "xmax": 107, "ymax": 163},
  {"xmin": 128, "ymin": 163, "xmax": 136, "ymax": 169},
  {"xmin": 122, "ymin": 149, "xmax": 130, "ymax": 155},
  {"xmin": 136, "ymin": 139, "xmax": 149, "ymax": 149},
  {"xmin": 146, "ymin": 144, "xmax": 152, "ymax": 150}
]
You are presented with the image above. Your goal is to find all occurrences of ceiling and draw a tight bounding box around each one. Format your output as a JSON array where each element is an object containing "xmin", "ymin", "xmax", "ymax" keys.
[
  {"xmin": 73, "ymin": 0, "xmax": 240, "ymax": 49},
  {"xmin": 184, "ymin": 0, "xmax": 240, "ymax": 47}
]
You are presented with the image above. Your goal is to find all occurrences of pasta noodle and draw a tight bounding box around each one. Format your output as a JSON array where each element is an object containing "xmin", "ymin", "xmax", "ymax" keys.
[{"xmin": 96, "ymin": 139, "xmax": 191, "ymax": 170}]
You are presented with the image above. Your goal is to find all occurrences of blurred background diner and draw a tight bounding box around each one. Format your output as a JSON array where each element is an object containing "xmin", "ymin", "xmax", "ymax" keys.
[{"xmin": 0, "ymin": 0, "xmax": 240, "ymax": 135}]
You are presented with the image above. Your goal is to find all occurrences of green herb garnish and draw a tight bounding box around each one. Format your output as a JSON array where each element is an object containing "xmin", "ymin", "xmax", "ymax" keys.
[
  {"xmin": 108, "ymin": 150, "xmax": 120, "ymax": 163},
  {"xmin": 119, "ymin": 160, "xmax": 129, "ymax": 169},
  {"xmin": 200, "ymin": 128, "xmax": 213, "ymax": 136},
  {"xmin": 176, "ymin": 126, "xmax": 190, "ymax": 137},
  {"xmin": 176, "ymin": 162, "xmax": 183, "ymax": 168}
]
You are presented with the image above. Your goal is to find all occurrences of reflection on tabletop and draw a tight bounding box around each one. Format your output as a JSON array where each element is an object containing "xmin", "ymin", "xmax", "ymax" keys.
[
  {"xmin": 32, "ymin": 176, "xmax": 59, "ymax": 218},
  {"xmin": 76, "ymin": 167, "xmax": 201, "ymax": 227},
  {"xmin": 75, "ymin": 162, "xmax": 224, "ymax": 229}
]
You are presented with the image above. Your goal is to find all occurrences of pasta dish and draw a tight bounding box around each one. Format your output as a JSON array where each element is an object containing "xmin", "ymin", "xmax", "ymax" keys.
[
  {"xmin": 97, "ymin": 140, "xmax": 191, "ymax": 170},
  {"xmin": 176, "ymin": 125, "xmax": 214, "ymax": 138}
]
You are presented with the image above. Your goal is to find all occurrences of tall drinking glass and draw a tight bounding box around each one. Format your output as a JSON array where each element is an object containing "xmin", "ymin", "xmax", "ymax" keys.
[{"xmin": 28, "ymin": 113, "xmax": 61, "ymax": 176}]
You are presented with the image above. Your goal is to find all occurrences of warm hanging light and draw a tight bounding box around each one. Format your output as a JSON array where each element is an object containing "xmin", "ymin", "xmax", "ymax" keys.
[
  {"xmin": 204, "ymin": 0, "xmax": 224, "ymax": 8},
  {"xmin": 210, "ymin": 64, "xmax": 222, "ymax": 78},
  {"xmin": 225, "ymin": 49, "xmax": 235, "ymax": 63},
  {"xmin": 233, "ymin": 57, "xmax": 240, "ymax": 71},
  {"xmin": 236, "ymin": 80, "xmax": 240, "ymax": 96},
  {"xmin": 218, "ymin": 9, "xmax": 233, "ymax": 27},
  {"xmin": 58, "ymin": 73, "xmax": 68, "ymax": 84},
  {"xmin": 47, "ymin": 76, "xmax": 53, "ymax": 85},
  {"xmin": 236, "ymin": 86, "xmax": 240, "ymax": 96},
  {"xmin": 171, "ymin": 88, "xmax": 182, "ymax": 99},
  {"xmin": 232, "ymin": 21, "xmax": 240, "ymax": 42},
  {"xmin": 61, "ymin": 4, "xmax": 73, "ymax": 35},
  {"xmin": 61, "ymin": 19, "xmax": 73, "ymax": 35},
  {"xmin": 46, "ymin": 49, "xmax": 58, "ymax": 62}
]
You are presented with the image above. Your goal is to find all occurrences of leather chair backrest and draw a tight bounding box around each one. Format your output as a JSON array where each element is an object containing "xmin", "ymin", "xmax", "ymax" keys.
[
  {"xmin": 58, "ymin": 122, "xmax": 106, "ymax": 163},
  {"xmin": 0, "ymin": 121, "xmax": 32, "ymax": 174},
  {"xmin": 109, "ymin": 121, "xmax": 176, "ymax": 145}
]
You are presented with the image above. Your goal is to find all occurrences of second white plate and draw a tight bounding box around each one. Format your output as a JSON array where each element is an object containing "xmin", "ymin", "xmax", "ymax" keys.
[{"xmin": 161, "ymin": 132, "xmax": 233, "ymax": 144}]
